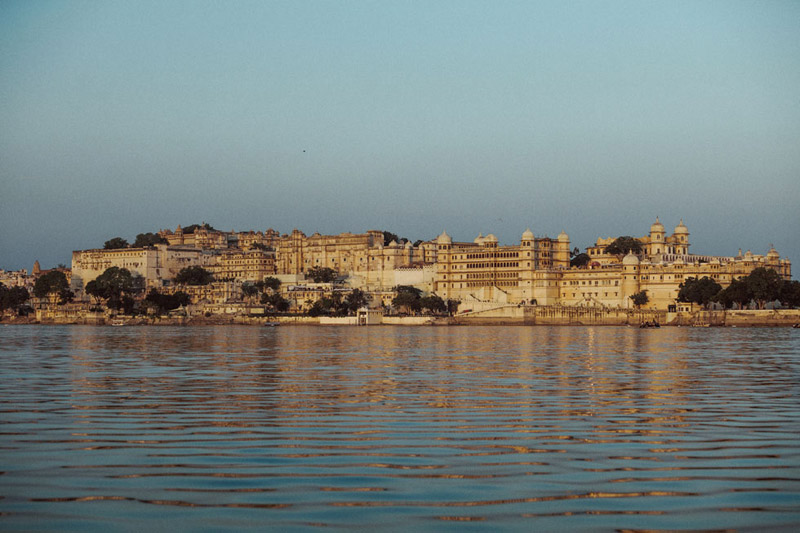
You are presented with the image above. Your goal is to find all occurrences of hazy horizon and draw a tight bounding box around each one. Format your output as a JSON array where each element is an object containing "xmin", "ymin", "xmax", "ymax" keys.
[{"xmin": 2, "ymin": 1, "xmax": 798, "ymax": 274}]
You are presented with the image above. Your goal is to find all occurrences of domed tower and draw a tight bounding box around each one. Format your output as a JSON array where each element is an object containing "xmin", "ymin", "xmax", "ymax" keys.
[
  {"xmin": 554, "ymin": 230, "xmax": 570, "ymax": 269},
  {"xmin": 766, "ymin": 245, "xmax": 780, "ymax": 268},
  {"xmin": 483, "ymin": 233, "xmax": 498, "ymax": 248},
  {"xmin": 521, "ymin": 228, "xmax": 534, "ymax": 247},
  {"xmin": 436, "ymin": 230, "xmax": 452, "ymax": 250},
  {"xmin": 435, "ymin": 231, "xmax": 454, "ymax": 299},
  {"xmin": 649, "ymin": 217, "xmax": 665, "ymax": 256},
  {"xmin": 673, "ymin": 219, "xmax": 690, "ymax": 255},
  {"xmin": 621, "ymin": 252, "xmax": 641, "ymax": 307}
]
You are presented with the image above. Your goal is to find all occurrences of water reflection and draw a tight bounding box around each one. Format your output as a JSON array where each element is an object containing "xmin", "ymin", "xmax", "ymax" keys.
[{"xmin": 1, "ymin": 325, "xmax": 798, "ymax": 531}]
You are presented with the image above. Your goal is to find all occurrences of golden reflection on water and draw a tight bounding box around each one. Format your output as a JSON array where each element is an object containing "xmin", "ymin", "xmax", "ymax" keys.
[{"xmin": 1, "ymin": 325, "xmax": 799, "ymax": 530}]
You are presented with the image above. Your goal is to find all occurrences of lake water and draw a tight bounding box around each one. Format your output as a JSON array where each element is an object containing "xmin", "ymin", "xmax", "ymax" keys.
[{"xmin": 1, "ymin": 325, "xmax": 798, "ymax": 531}]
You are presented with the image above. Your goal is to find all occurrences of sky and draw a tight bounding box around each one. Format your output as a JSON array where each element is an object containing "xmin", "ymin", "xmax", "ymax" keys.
[{"xmin": 1, "ymin": 0, "xmax": 799, "ymax": 273}]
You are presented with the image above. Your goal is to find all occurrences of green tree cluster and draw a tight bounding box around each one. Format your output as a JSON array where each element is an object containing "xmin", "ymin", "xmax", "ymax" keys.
[
  {"xmin": 175, "ymin": 266, "xmax": 214, "ymax": 286},
  {"xmin": 103, "ymin": 237, "xmax": 129, "ymax": 250},
  {"xmin": 144, "ymin": 289, "xmax": 190, "ymax": 314},
  {"xmin": 677, "ymin": 277, "xmax": 723, "ymax": 309},
  {"xmin": 629, "ymin": 290, "xmax": 649, "ymax": 308},
  {"xmin": 605, "ymin": 236, "xmax": 643, "ymax": 256},
  {"xmin": 0, "ymin": 283, "xmax": 31, "ymax": 315},
  {"xmin": 182, "ymin": 223, "xmax": 217, "ymax": 234},
  {"xmin": 33, "ymin": 271, "xmax": 74, "ymax": 304},
  {"xmin": 678, "ymin": 268, "xmax": 800, "ymax": 310},
  {"xmin": 133, "ymin": 232, "xmax": 167, "ymax": 247},
  {"xmin": 391, "ymin": 286, "xmax": 448, "ymax": 315},
  {"xmin": 306, "ymin": 289, "xmax": 370, "ymax": 317},
  {"xmin": 306, "ymin": 266, "xmax": 337, "ymax": 283},
  {"xmin": 382, "ymin": 231, "xmax": 409, "ymax": 246},
  {"xmin": 242, "ymin": 277, "xmax": 288, "ymax": 312},
  {"xmin": 570, "ymin": 253, "xmax": 590, "ymax": 268},
  {"xmin": 85, "ymin": 267, "xmax": 142, "ymax": 312}
]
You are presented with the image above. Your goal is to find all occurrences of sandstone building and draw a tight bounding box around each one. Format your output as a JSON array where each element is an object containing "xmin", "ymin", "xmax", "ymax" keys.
[{"xmin": 68, "ymin": 218, "xmax": 791, "ymax": 312}]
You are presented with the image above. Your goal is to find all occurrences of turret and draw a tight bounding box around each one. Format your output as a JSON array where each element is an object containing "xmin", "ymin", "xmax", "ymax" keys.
[
  {"xmin": 673, "ymin": 219, "xmax": 690, "ymax": 255},
  {"xmin": 621, "ymin": 252, "xmax": 640, "ymax": 307},
  {"xmin": 649, "ymin": 217, "xmax": 665, "ymax": 255},
  {"xmin": 554, "ymin": 230, "xmax": 570, "ymax": 269}
]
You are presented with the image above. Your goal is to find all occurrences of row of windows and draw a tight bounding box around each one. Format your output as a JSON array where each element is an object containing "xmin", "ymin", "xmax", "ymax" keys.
[
  {"xmin": 463, "ymin": 272, "xmax": 520, "ymax": 280},
  {"xmin": 465, "ymin": 262, "xmax": 521, "ymax": 269},
  {"xmin": 464, "ymin": 252, "xmax": 521, "ymax": 260}
]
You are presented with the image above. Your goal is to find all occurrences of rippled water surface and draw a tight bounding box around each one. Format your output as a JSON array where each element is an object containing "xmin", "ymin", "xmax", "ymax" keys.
[{"xmin": 1, "ymin": 325, "xmax": 799, "ymax": 531}]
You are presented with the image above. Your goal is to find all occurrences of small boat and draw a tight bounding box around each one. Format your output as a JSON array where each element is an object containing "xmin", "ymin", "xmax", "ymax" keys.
[
  {"xmin": 263, "ymin": 322, "xmax": 280, "ymax": 327},
  {"xmin": 111, "ymin": 318, "xmax": 126, "ymax": 326}
]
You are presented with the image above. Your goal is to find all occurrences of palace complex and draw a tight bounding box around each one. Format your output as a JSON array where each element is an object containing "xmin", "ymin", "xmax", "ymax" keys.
[{"xmin": 54, "ymin": 218, "xmax": 793, "ymax": 313}]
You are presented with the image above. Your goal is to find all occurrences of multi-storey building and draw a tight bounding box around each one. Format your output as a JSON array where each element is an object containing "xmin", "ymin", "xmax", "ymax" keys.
[
  {"xmin": 70, "ymin": 245, "xmax": 205, "ymax": 293},
  {"xmin": 434, "ymin": 218, "xmax": 791, "ymax": 311},
  {"xmin": 205, "ymin": 249, "xmax": 276, "ymax": 282},
  {"xmin": 275, "ymin": 229, "xmax": 420, "ymax": 290},
  {"xmin": 433, "ymin": 228, "xmax": 571, "ymax": 303}
]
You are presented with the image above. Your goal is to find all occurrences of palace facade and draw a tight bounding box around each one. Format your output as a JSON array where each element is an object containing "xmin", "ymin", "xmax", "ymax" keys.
[{"xmin": 67, "ymin": 218, "xmax": 792, "ymax": 312}]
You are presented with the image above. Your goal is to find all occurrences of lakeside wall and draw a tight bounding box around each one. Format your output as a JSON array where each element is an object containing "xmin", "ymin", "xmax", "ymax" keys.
[{"xmin": 6, "ymin": 306, "xmax": 800, "ymax": 327}]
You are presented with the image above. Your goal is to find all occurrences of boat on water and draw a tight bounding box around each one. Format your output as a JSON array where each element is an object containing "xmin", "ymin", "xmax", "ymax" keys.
[
  {"xmin": 263, "ymin": 322, "xmax": 280, "ymax": 327},
  {"xmin": 110, "ymin": 318, "xmax": 126, "ymax": 326}
]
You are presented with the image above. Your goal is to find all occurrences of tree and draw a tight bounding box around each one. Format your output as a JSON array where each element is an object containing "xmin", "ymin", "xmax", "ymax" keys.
[
  {"xmin": 344, "ymin": 289, "xmax": 369, "ymax": 314},
  {"xmin": 261, "ymin": 292, "xmax": 289, "ymax": 312},
  {"xmin": 715, "ymin": 278, "xmax": 752, "ymax": 310},
  {"xmin": 145, "ymin": 289, "xmax": 190, "ymax": 314},
  {"xmin": 306, "ymin": 266, "xmax": 337, "ymax": 283},
  {"xmin": 103, "ymin": 237, "xmax": 129, "ymax": 250},
  {"xmin": 306, "ymin": 293, "xmax": 343, "ymax": 316},
  {"xmin": 241, "ymin": 282, "xmax": 260, "ymax": 300},
  {"xmin": 394, "ymin": 285, "xmax": 423, "ymax": 298},
  {"xmin": 779, "ymin": 280, "xmax": 800, "ymax": 308},
  {"xmin": 420, "ymin": 295, "xmax": 446, "ymax": 315},
  {"xmin": 182, "ymin": 223, "xmax": 217, "ymax": 234},
  {"xmin": 605, "ymin": 236, "xmax": 643, "ymax": 256},
  {"xmin": 392, "ymin": 287, "xmax": 422, "ymax": 314},
  {"xmin": 0, "ymin": 283, "xmax": 30, "ymax": 314},
  {"xmin": 570, "ymin": 253, "xmax": 590, "ymax": 268},
  {"xmin": 133, "ymin": 232, "xmax": 167, "ymax": 247},
  {"xmin": 629, "ymin": 290, "xmax": 649, "ymax": 308},
  {"xmin": 383, "ymin": 231, "xmax": 407, "ymax": 246},
  {"xmin": 677, "ymin": 276, "xmax": 722, "ymax": 309},
  {"xmin": 85, "ymin": 267, "xmax": 140, "ymax": 310},
  {"xmin": 745, "ymin": 267, "xmax": 783, "ymax": 309},
  {"xmin": 33, "ymin": 270, "xmax": 73, "ymax": 303},
  {"xmin": 263, "ymin": 277, "xmax": 281, "ymax": 291},
  {"xmin": 175, "ymin": 266, "xmax": 214, "ymax": 286}
]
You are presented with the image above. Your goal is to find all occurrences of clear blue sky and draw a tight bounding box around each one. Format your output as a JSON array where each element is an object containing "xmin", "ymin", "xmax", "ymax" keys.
[{"xmin": 2, "ymin": 0, "xmax": 799, "ymax": 273}]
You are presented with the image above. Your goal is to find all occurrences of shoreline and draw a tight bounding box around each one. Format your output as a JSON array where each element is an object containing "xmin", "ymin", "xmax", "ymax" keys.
[{"xmin": 3, "ymin": 310, "xmax": 800, "ymax": 328}]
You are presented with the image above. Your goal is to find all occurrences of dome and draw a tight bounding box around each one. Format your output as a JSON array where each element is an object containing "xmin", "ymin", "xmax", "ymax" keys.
[
  {"xmin": 674, "ymin": 218, "xmax": 689, "ymax": 234},
  {"xmin": 521, "ymin": 228, "xmax": 534, "ymax": 241},
  {"xmin": 767, "ymin": 247, "xmax": 779, "ymax": 259},
  {"xmin": 484, "ymin": 233, "xmax": 498, "ymax": 242},
  {"xmin": 436, "ymin": 230, "xmax": 452, "ymax": 245},
  {"xmin": 622, "ymin": 252, "xmax": 640, "ymax": 265},
  {"xmin": 650, "ymin": 217, "xmax": 665, "ymax": 233},
  {"xmin": 474, "ymin": 233, "xmax": 484, "ymax": 244},
  {"xmin": 557, "ymin": 230, "xmax": 569, "ymax": 242}
]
